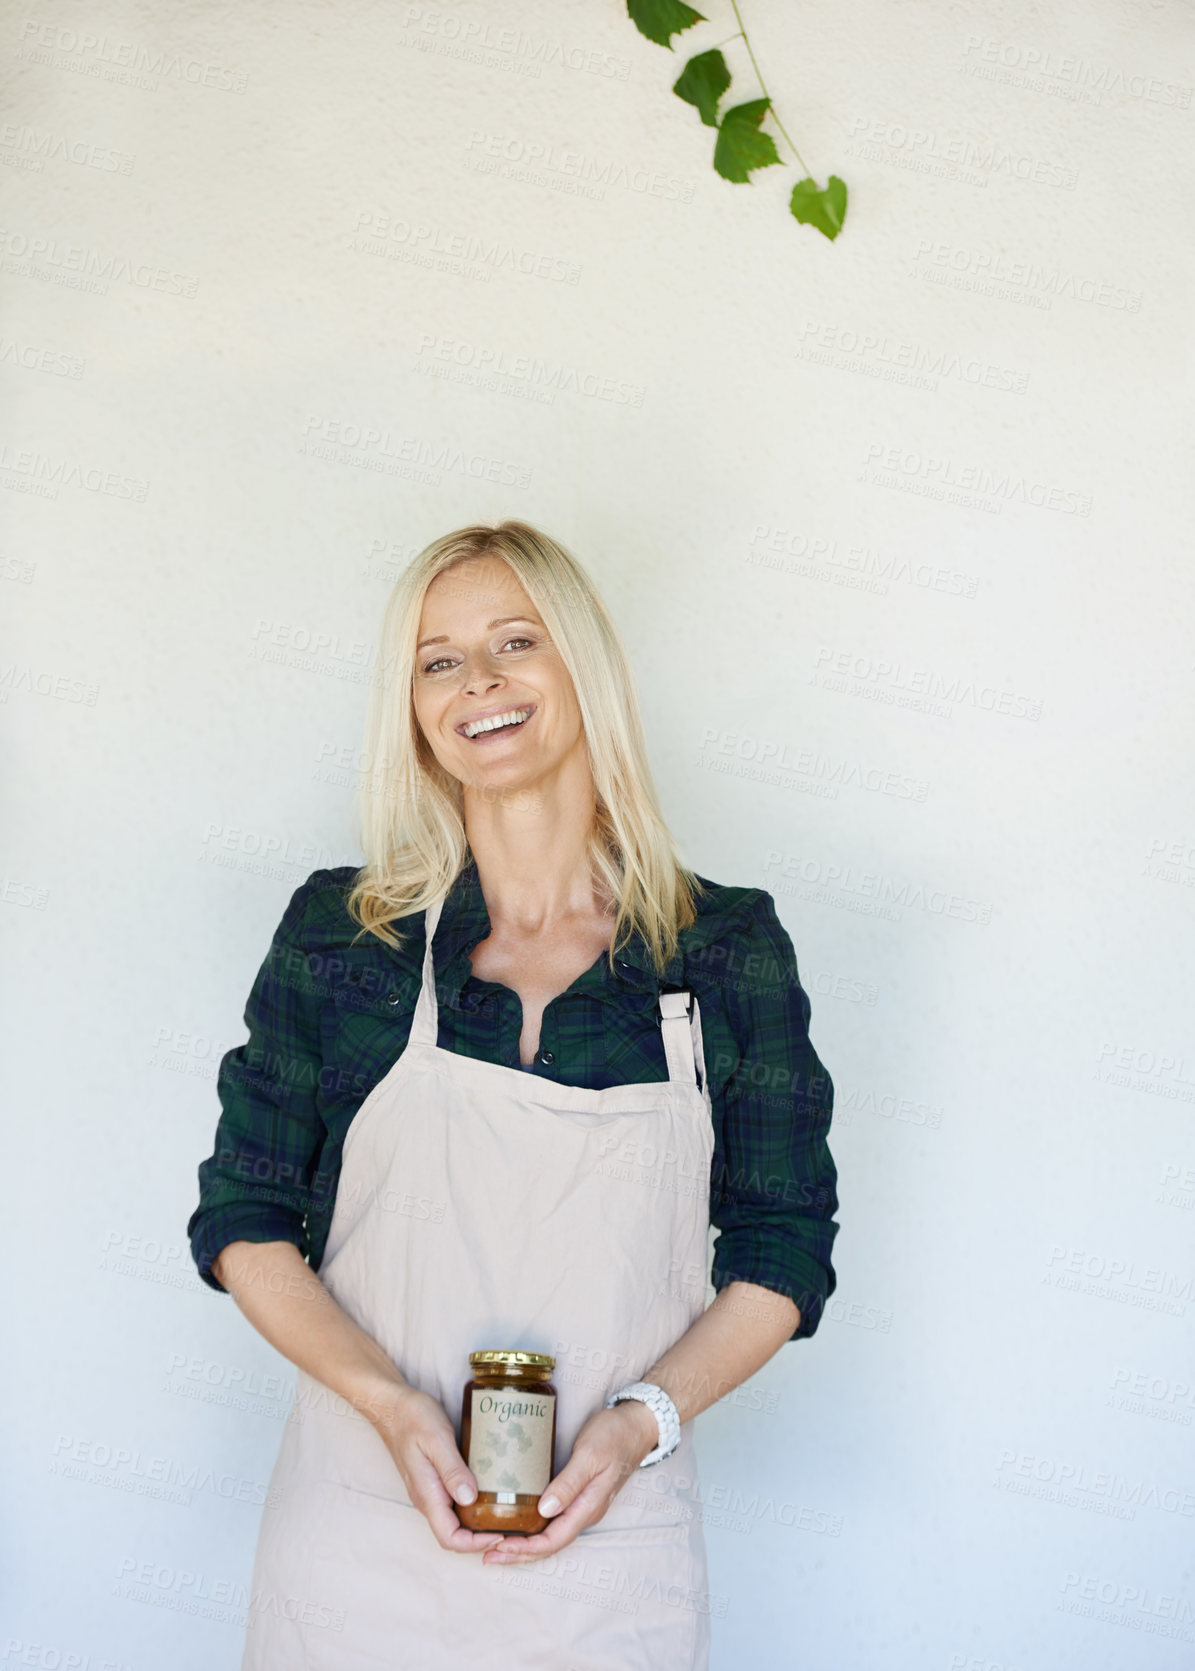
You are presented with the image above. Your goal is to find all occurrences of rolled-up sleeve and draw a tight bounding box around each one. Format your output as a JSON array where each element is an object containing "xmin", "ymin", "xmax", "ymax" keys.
[
  {"xmin": 708, "ymin": 891, "xmax": 840, "ymax": 1341},
  {"xmin": 187, "ymin": 875, "xmax": 327, "ymax": 1293}
]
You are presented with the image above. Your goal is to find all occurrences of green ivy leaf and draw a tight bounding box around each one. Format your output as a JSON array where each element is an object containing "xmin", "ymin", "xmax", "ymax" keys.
[
  {"xmin": 626, "ymin": 0, "xmax": 706, "ymax": 50},
  {"xmin": 789, "ymin": 174, "xmax": 848, "ymax": 240},
  {"xmin": 673, "ymin": 49, "xmax": 731, "ymax": 126},
  {"xmin": 713, "ymin": 99, "xmax": 781, "ymax": 183}
]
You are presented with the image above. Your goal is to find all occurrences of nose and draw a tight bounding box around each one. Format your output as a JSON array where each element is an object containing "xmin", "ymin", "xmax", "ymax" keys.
[{"xmin": 459, "ymin": 645, "xmax": 504, "ymax": 694}]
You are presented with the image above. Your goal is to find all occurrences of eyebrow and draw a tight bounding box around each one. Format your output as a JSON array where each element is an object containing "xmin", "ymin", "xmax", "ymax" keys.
[{"xmin": 416, "ymin": 615, "xmax": 541, "ymax": 651}]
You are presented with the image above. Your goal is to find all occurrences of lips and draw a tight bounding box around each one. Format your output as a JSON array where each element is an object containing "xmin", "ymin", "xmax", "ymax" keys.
[{"xmin": 456, "ymin": 704, "xmax": 537, "ymax": 740}]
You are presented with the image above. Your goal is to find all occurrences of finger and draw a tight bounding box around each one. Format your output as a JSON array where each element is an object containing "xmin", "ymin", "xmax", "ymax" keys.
[
  {"xmin": 419, "ymin": 1491, "xmax": 504, "ymax": 1554},
  {"xmin": 424, "ymin": 1432, "xmax": 479, "ymax": 1510},
  {"xmin": 483, "ymin": 1475, "xmax": 613, "ymax": 1564},
  {"xmin": 404, "ymin": 1452, "xmax": 496, "ymax": 1554},
  {"xmin": 535, "ymin": 1447, "xmax": 603, "ymax": 1521},
  {"xmin": 440, "ymin": 1521, "xmax": 506, "ymax": 1555}
]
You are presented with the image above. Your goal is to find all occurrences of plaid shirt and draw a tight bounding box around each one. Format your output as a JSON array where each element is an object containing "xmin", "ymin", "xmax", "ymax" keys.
[{"xmin": 187, "ymin": 856, "xmax": 839, "ymax": 1341}]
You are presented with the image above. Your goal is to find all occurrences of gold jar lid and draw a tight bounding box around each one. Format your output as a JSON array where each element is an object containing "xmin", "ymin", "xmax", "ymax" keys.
[{"xmin": 469, "ymin": 1349, "xmax": 556, "ymax": 1369}]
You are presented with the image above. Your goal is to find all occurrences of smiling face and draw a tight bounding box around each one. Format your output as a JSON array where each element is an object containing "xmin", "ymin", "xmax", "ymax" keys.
[{"xmin": 412, "ymin": 554, "xmax": 588, "ymax": 796}]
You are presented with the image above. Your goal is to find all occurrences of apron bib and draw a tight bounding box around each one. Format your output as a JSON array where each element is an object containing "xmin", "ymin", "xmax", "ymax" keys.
[{"xmin": 242, "ymin": 893, "xmax": 717, "ymax": 1670}]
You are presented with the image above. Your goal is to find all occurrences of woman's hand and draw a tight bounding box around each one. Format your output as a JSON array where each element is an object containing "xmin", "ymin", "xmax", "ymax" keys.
[
  {"xmin": 481, "ymin": 1399, "xmax": 659, "ymax": 1564},
  {"xmin": 370, "ymin": 1384, "xmax": 505, "ymax": 1556},
  {"xmin": 213, "ymin": 1243, "xmax": 502, "ymax": 1554}
]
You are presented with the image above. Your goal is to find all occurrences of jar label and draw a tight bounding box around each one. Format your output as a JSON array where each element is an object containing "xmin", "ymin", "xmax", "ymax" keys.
[{"xmin": 468, "ymin": 1387, "xmax": 554, "ymax": 1496}]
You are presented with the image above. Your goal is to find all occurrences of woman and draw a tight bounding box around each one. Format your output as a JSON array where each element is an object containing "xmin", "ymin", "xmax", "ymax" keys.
[{"xmin": 187, "ymin": 520, "xmax": 840, "ymax": 1669}]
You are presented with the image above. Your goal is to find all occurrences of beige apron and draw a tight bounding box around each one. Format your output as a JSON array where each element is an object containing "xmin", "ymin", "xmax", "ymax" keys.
[{"xmin": 242, "ymin": 892, "xmax": 717, "ymax": 1670}]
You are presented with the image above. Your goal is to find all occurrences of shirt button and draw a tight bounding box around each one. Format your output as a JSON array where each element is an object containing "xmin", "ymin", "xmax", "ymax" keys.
[{"xmin": 539, "ymin": 1049, "xmax": 555, "ymax": 1065}]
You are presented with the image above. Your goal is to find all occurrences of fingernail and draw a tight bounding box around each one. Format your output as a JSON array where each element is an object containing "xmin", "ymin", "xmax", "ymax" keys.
[
  {"xmin": 455, "ymin": 1484, "xmax": 476, "ymax": 1505},
  {"xmin": 539, "ymin": 1494, "xmax": 560, "ymax": 1516}
]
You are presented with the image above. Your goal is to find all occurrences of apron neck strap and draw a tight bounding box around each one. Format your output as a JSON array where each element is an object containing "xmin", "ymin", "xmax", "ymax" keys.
[
  {"xmin": 407, "ymin": 893, "xmax": 444, "ymax": 1048},
  {"xmin": 658, "ymin": 990, "xmax": 701, "ymax": 1088}
]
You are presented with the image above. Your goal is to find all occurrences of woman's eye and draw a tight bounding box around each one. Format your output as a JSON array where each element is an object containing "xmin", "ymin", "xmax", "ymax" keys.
[{"xmin": 420, "ymin": 638, "xmax": 535, "ymax": 675}]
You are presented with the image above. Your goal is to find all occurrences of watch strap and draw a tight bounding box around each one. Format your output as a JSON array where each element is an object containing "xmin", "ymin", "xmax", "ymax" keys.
[{"xmin": 604, "ymin": 1379, "xmax": 681, "ymax": 1466}]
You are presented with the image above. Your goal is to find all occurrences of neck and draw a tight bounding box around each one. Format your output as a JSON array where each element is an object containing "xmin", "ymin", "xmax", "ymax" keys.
[{"xmin": 462, "ymin": 757, "xmax": 609, "ymax": 932}]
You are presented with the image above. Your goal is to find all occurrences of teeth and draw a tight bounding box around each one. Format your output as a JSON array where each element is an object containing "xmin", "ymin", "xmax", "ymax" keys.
[{"xmin": 462, "ymin": 708, "xmax": 530, "ymax": 739}]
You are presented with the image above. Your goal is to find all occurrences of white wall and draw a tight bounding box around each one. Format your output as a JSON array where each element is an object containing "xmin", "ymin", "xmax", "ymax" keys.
[{"xmin": 4, "ymin": 0, "xmax": 1193, "ymax": 1666}]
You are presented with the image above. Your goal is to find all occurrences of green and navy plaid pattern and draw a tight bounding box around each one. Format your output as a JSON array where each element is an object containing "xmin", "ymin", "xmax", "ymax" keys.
[{"xmin": 187, "ymin": 855, "xmax": 839, "ymax": 1341}]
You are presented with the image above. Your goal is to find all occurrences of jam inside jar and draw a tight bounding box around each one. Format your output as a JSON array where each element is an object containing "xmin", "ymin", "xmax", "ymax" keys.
[{"xmin": 456, "ymin": 1350, "xmax": 557, "ymax": 1534}]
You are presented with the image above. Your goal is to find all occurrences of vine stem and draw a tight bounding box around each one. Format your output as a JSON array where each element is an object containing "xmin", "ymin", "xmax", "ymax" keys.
[{"xmin": 726, "ymin": 0, "xmax": 812, "ymax": 176}]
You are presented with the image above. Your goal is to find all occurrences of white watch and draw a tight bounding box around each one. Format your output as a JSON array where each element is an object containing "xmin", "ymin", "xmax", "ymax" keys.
[{"xmin": 605, "ymin": 1380, "xmax": 681, "ymax": 1466}]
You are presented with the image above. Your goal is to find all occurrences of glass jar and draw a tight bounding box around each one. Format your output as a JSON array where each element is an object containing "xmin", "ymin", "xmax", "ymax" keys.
[{"xmin": 456, "ymin": 1349, "xmax": 558, "ymax": 1534}]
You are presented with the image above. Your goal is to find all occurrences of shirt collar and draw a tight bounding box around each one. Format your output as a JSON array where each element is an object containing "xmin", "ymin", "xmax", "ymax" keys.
[{"xmin": 433, "ymin": 853, "xmax": 685, "ymax": 1007}]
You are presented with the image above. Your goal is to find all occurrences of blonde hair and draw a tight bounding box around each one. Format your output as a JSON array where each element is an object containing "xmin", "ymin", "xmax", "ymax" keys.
[{"xmin": 346, "ymin": 519, "xmax": 706, "ymax": 975}]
